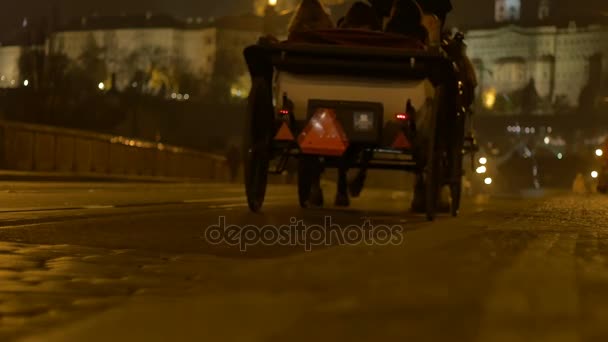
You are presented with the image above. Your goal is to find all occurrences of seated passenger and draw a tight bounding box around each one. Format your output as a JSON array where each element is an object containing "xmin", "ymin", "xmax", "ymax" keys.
[
  {"xmin": 339, "ymin": 1, "xmax": 382, "ymax": 30},
  {"xmin": 287, "ymin": 0, "xmax": 335, "ymax": 39},
  {"xmin": 369, "ymin": 0, "xmax": 453, "ymax": 29},
  {"xmin": 385, "ymin": 0, "xmax": 428, "ymax": 43},
  {"xmin": 416, "ymin": 0, "xmax": 452, "ymax": 29}
]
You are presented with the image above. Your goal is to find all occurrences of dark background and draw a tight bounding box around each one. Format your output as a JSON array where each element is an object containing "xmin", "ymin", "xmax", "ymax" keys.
[{"xmin": 1, "ymin": 0, "xmax": 606, "ymax": 37}]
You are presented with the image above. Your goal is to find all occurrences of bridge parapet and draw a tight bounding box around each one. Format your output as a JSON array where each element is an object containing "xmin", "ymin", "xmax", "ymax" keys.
[{"xmin": 0, "ymin": 120, "xmax": 230, "ymax": 182}]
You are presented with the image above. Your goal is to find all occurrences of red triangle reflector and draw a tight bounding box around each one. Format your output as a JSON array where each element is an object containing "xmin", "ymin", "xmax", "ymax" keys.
[
  {"xmin": 392, "ymin": 132, "xmax": 412, "ymax": 149},
  {"xmin": 298, "ymin": 109, "xmax": 349, "ymax": 156},
  {"xmin": 274, "ymin": 122, "xmax": 295, "ymax": 141}
]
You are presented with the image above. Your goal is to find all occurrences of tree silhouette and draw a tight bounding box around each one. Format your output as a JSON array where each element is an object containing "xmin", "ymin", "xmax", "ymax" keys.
[
  {"xmin": 18, "ymin": 48, "xmax": 44, "ymax": 88},
  {"xmin": 78, "ymin": 33, "xmax": 108, "ymax": 89},
  {"xmin": 209, "ymin": 47, "xmax": 248, "ymax": 102}
]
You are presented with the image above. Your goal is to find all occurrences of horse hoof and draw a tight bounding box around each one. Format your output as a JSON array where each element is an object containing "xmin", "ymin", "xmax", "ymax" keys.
[{"xmin": 334, "ymin": 193, "xmax": 350, "ymax": 207}]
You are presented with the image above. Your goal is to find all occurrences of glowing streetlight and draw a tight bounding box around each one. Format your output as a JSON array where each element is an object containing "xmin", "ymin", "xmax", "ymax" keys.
[
  {"xmin": 484, "ymin": 177, "xmax": 493, "ymax": 185},
  {"xmin": 98, "ymin": 82, "xmax": 105, "ymax": 90},
  {"xmin": 591, "ymin": 171, "xmax": 599, "ymax": 179},
  {"xmin": 557, "ymin": 153, "xmax": 563, "ymax": 160},
  {"xmin": 482, "ymin": 88, "xmax": 496, "ymax": 109},
  {"xmin": 23, "ymin": 79, "xmax": 29, "ymax": 87},
  {"xmin": 476, "ymin": 166, "xmax": 487, "ymax": 174},
  {"xmin": 596, "ymin": 149, "xmax": 604, "ymax": 157},
  {"xmin": 268, "ymin": 0, "xmax": 277, "ymax": 6},
  {"xmin": 544, "ymin": 137, "xmax": 550, "ymax": 145},
  {"xmin": 479, "ymin": 157, "xmax": 487, "ymax": 165}
]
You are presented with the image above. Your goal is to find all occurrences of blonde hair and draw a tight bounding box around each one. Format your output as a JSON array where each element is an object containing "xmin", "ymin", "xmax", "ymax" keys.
[{"xmin": 288, "ymin": 0, "xmax": 334, "ymax": 37}]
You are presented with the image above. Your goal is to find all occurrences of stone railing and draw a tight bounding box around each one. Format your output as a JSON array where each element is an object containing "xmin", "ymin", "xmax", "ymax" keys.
[{"xmin": 0, "ymin": 120, "xmax": 230, "ymax": 181}]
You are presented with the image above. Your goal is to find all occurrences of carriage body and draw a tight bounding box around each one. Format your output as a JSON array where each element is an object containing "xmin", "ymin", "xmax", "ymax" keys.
[{"xmin": 243, "ymin": 29, "xmax": 473, "ymax": 220}]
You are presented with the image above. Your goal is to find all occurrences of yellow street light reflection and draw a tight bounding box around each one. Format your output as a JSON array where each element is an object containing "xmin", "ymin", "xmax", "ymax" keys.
[{"xmin": 482, "ymin": 88, "xmax": 496, "ymax": 109}]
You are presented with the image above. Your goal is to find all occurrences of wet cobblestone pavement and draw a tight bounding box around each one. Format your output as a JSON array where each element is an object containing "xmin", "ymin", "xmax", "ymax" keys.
[{"xmin": 0, "ymin": 183, "xmax": 607, "ymax": 341}]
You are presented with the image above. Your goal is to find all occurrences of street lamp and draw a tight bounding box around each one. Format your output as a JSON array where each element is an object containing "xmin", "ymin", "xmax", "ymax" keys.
[
  {"xmin": 482, "ymin": 88, "xmax": 496, "ymax": 110},
  {"xmin": 595, "ymin": 149, "xmax": 603, "ymax": 157},
  {"xmin": 263, "ymin": 0, "xmax": 278, "ymax": 35}
]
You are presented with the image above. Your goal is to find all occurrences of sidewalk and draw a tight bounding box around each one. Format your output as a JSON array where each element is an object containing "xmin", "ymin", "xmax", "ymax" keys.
[{"xmin": 0, "ymin": 170, "xmax": 203, "ymax": 183}]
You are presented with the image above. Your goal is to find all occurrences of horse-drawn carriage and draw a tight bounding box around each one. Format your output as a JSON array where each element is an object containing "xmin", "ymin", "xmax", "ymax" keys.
[{"xmin": 242, "ymin": 28, "xmax": 476, "ymax": 221}]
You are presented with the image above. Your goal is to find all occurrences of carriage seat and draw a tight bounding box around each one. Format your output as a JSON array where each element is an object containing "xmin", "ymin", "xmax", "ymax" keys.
[{"xmin": 284, "ymin": 29, "xmax": 427, "ymax": 50}]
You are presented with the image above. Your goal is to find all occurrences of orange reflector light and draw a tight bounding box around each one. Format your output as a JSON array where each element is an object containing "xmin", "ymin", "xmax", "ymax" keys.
[
  {"xmin": 395, "ymin": 113, "xmax": 409, "ymax": 121},
  {"xmin": 392, "ymin": 131, "xmax": 412, "ymax": 149},
  {"xmin": 298, "ymin": 108, "xmax": 348, "ymax": 156},
  {"xmin": 274, "ymin": 122, "xmax": 295, "ymax": 141}
]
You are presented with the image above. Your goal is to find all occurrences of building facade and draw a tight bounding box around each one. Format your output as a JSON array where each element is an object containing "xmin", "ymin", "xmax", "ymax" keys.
[
  {"xmin": 495, "ymin": 0, "xmax": 522, "ymax": 22},
  {"xmin": 0, "ymin": 45, "xmax": 22, "ymax": 88},
  {"xmin": 253, "ymin": 0, "xmax": 346, "ymax": 16},
  {"xmin": 465, "ymin": 0, "xmax": 608, "ymax": 114},
  {"xmin": 41, "ymin": 14, "xmax": 264, "ymax": 97}
]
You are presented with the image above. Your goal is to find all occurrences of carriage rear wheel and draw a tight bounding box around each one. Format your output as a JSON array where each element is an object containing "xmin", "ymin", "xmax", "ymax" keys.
[
  {"xmin": 244, "ymin": 78, "xmax": 273, "ymax": 212},
  {"xmin": 449, "ymin": 117, "xmax": 466, "ymax": 217},
  {"xmin": 424, "ymin": 87, "xmax": 448, "ymax": 221},
  {"xmin": 425, "ymin": 139, "xmax": 441, "ymax": 221},
  {"xmin": 450, "ymin": 175, "xmax": 463, "ymax": 217}
]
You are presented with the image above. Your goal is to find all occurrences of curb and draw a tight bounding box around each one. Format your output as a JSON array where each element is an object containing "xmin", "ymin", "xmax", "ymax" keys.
[{"xmin": 0, "ymin": 170, "xmax": 210, "ymax": 183}]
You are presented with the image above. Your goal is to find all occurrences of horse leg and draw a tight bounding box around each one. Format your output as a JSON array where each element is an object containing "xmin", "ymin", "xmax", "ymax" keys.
[{"xmin": 335, "ymin": 162, "xmax": 350, "ymax": 207}]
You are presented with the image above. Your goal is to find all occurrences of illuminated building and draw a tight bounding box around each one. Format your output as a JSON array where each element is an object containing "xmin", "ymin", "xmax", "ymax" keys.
[
  {"xmin": 465, "ymin": 0, "xmax": 608, "ymax": 113},
  {"xmin": 0, "ymin": 45, "xmax": 22, "ymax": 88},
  {"xmin": 45, "ymin": 14, "xmax": 265, "ymax": 94},
  {"xmin": 253, "ymin": 0, "xmax": 346, "ymax": 16}
]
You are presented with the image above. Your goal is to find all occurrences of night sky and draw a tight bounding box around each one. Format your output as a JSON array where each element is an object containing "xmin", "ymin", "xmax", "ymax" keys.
[
  {"xmin": 1, "ymin": 0, "xmax": 251, "ymax": 36},
  {"xmin": 1, "ymin": 0, "xmax": 606, "ymax": 38}
]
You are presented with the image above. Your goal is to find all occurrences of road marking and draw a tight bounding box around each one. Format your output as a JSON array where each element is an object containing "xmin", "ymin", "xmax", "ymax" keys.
[
  {"xmin": 183, "ymin": 196, "xmax": 246, "ymax": 204},
  {"xmin": 82, "ymin": 205, "xmax": 116, "ymax": 209},
  {"xmin": 207, "ymin": 200, "xmax": 293, "ymax": 209},
  {"xmin": 184, "ymin": 195, "xmax": 293, "ymax": 205},
  {"xmin": 207, "ymin": 203, "xmax": 250, "ymax": 209}
]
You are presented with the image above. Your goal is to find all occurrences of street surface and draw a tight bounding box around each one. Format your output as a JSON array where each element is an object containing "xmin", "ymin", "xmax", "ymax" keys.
[{"xmin": 0, "ymin": 180, "xmax": 607, "ymax": 341}]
